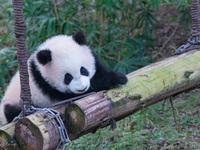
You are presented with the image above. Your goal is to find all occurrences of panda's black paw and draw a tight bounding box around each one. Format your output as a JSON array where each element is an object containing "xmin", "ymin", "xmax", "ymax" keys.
[
  {"xmin": 110, "ymin": 71, "xmax": 128, "ymax": 86},
  {"xmin": 4, "ymin": 104, "xmax": 21, "ymax": 123}
]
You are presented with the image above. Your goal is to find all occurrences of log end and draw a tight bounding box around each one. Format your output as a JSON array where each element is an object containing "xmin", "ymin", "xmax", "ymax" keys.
[
  {"xmin": 0, "ymin": 130, "xmax": 18, "ymax": 150},
  {"xmin": 15, "ymin": 118, "xmax": 43, "ymax": 150},
  {"xmin": 65, "ymin": 103, "xmax": 85, "ymax": 133}
]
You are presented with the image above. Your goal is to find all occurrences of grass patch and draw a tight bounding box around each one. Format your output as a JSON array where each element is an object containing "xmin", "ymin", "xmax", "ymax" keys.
[{"xmin": 69, "ymin": 89, "xmax": 200, "ymax": 150}]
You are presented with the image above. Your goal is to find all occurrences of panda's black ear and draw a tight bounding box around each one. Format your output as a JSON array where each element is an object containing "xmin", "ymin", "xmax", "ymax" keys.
[
  {"xmin": 37, "ymin": 49, "xmax": 52, "ymax": 65},
  {"xmin": 73, "ymin": 31, "xmax": 87, "ymax": 45}
]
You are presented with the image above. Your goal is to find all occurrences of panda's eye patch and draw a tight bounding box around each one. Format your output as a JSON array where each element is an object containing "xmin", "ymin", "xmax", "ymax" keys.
[
  {"xmin": 80, "ymin": 67, "xmax": 89, "ymax": 76},
  {"xmin": 64, "ymin": 73, "xmax": 73, "ymax": 85}
]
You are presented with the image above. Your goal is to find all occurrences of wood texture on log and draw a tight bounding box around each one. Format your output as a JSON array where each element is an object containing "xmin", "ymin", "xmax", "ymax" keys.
[
  {"xmin": 0, "ymin": 122, "xmax": 15, "ymax": 138},
  {"xmin": 15, "ymin": 111, "xmax": 60, "ymax": 150},
  {"xmin": 65, "ymin": 92, "xmax": 111, "ymax": 133},
  {"xmin": 0, "ymin": 103, "xmax": 68, "ymax": 149}
]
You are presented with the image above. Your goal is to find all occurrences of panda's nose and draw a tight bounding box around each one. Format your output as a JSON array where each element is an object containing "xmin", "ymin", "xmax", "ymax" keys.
[{"xmin": 77, "ymin": 87, "xmax": 87, "ymax": 93}]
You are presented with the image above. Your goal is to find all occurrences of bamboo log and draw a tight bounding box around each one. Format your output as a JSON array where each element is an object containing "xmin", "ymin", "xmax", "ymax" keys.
[
  {"xmin": 14, "ymin": 103, "xmax": 67, "ymax": 150},
  {"xmin": 2, "ymin": 50, "xmax": 200, "ymax": 149},
  {"xmin": 0, "ymin": 102, "xmax": 67, "ymax": 150},
  {"xmin": 15, "ymin": 111, "xmax": 60, "ymax": 150},
  {"xmin": 65, "ymin": 92, "xmax": 111, "ymax": 133},
  {"xmin": 65, "ymin": 50, "xmax": 200, "ymax": 135}
]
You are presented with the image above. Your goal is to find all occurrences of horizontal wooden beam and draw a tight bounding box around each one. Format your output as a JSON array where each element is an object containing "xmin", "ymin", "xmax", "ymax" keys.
[{"xmin": 65, "ymin": 50, "xmax": 200, "ymax": 136}]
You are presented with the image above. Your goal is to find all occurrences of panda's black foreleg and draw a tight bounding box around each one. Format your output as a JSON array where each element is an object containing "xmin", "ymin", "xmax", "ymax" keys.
[
  {"xmin": 90, "ymin": 71, "xmax": 128, "ymax": 92},
  {"xmin": 109, "ymin": 71, "xmax": 128, "ymax": 85},
  {"xmin": 4, "ymin": 104, "xmax": 21, "ymax": 123}
]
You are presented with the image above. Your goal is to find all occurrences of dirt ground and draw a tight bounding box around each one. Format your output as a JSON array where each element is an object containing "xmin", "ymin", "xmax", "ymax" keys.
[{"xmin": 151, "ymin": 6, "xmax": 191, "ymax": 61}]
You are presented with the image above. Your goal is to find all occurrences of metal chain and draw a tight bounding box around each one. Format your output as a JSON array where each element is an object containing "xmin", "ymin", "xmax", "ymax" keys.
[
  {"xmin": 12, "ymin": 92, "xmax": 96, "ymax": 149},
  {"xmin": 31, "ymin": 106, "xmax": 71, "ymax": 150},
  {"xmin": 48, "ymin": 92, "xmax": 96, "ymax": 107},
  {"xmin": 13, "ymin": 106, "xmax": 71, "ymax": 150},
  {"xmin": 175, "ymin": 43, "xmax": 191, "ymax": 54},
  {"xmin": 175, "ymin": 35, "xmax": 200, "ymax": 54},
  {"xmin": 188, "ymin": 35, "xmax": 200, "ymax": 44}
]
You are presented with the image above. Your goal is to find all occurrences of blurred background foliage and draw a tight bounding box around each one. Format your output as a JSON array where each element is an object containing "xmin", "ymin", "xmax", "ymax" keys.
[{"xmin": 0, "ymin": 0, "xmax": 192, "ymax": 98}]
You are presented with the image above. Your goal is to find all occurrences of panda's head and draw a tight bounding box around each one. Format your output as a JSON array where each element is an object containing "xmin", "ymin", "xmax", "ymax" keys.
[{"xmin": 32, "ymin": 32, "xmax": 96, "ymax": 94}]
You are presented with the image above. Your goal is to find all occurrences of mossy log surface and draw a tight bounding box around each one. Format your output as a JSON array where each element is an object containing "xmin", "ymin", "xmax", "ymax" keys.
[
  {"xmin": 106, "ymin": 50, "xmax": 200, "ymax": 121},
  {"xmin": 1, "ymin": 50, "xmax": 200, "ymax": 148},
  {"xmin": 65, "ymin": 50, "xmax": 200, "ymax": 136}
]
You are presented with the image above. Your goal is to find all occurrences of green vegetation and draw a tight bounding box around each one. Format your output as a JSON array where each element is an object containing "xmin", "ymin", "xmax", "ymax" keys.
[{"xmin": 70, "ymin": 90, "xmax": 200, "ymax": 149}]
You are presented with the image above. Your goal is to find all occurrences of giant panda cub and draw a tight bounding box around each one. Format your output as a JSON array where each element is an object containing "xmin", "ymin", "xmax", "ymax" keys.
[{"xmin": 0, "ymin": 31, "xmax": 127, "ymax": 124}]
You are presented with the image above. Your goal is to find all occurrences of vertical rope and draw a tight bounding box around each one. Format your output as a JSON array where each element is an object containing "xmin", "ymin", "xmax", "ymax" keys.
[
  {"xmin": 191, "ymin": 0, "xmax": 200, "ymax": 37},
  {"xmin": 12, "ymin": 0, "xmax": 32, "ymax": 116}
]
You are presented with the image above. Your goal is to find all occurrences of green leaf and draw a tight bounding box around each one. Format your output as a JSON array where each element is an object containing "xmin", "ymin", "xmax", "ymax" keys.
[{"xmin": 37, "ymin": 19, "xmax": 48, "ymax": 38}]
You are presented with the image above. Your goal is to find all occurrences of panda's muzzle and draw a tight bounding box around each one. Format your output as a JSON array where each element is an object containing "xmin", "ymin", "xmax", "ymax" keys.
[{"xmin": 77, "ymin": 87, "xmax": 87, "ymax": 93}]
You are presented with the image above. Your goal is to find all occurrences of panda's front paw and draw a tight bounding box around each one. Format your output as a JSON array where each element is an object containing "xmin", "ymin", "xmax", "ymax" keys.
[{"xmin": 110, "ymin": 71, "xmax": 128, "ymax": 86}]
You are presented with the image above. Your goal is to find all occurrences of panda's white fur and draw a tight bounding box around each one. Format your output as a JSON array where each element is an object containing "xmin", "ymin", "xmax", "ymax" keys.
[
  {"xmin": 0, "ymin": 72, "xmax": 21, "ymax": 124},
  {"xmin": 0, "ymin": 32, "xmax": 128, "ymax": 124},
  {"xmin": 31, "ymin": 35, "xmax": 95, "ymax": 94},
  {"xmin": 0, "ymin": 34, "xmax": 95, "ymax": 124}
]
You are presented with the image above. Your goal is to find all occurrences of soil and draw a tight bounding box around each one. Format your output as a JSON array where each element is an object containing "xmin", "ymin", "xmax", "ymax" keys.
[{"xmin": 150, "ymin": 5, "xmax": 191, "ymax": 61}]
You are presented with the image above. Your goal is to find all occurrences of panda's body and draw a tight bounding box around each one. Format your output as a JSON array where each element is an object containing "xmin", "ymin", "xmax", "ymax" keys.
[{"xmin": 0, "ymin": 32, "xmax": 127, "ymax": 124}]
